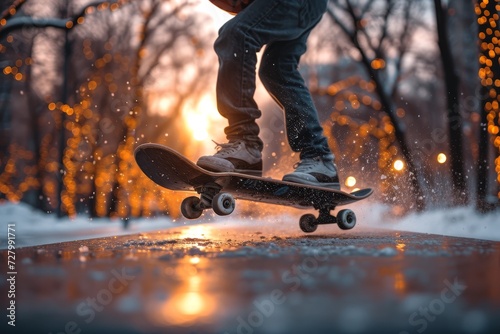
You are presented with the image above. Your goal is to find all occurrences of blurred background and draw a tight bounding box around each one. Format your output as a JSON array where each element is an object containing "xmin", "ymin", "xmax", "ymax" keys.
[{"xmin": 0, "ymin": 0, "xmax": 498, "ymax": 220}]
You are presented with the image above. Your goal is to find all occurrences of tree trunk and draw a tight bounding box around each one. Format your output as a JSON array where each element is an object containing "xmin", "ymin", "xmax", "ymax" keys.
[
  {"xmin": 56, "ymin": 7, "xmax": 70, "ymax": 217},
  {"xmin": 476, "ymin": 0, "xmax": 500, "ymax": 212},
  {"xmin": 26, "ymin": 42, "xmax": 46, "ymax": 211},
  {"xmin": 325, "ymin": 2, "xmax": 426, "ymax": 211},
  {"xmin": 369, "ymin": 66, "xmax": 426, "ymax": 211},
  {"xmin": 434, "ymin": 0, "xmax": 468, "ymax": 206}
]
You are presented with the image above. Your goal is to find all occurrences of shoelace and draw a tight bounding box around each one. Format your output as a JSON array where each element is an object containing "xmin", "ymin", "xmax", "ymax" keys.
[
  {"xmin": 212, "ymin": 140, "xmax": 241, "ymax": 155},
  {"xmin": 293, "ymin": 157, "xmax": 322, "ymax": 170}
]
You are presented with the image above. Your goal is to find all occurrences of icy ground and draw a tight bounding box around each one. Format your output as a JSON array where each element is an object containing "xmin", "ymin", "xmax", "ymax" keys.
[
  {"xmin": 2, "ymin": 201, "xmax": 499, "ymax": 334},
  {"xmin": 0, "ymin": 202, "xmax": 174, "ymax": 249},
  {"xmin": 368, "ymin": 204, "xmax": 500, "ymax": 242},
  {"xmin": 0, "ymin": 201, "xmax": 499, "ymax": 249}
]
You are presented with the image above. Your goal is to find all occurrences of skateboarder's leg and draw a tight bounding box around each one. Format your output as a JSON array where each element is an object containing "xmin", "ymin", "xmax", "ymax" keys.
[
  {"xmin": 257, "ymin": 3, "xmax": 340, "ymax": 188},
  {"xmin": 259, "ymin": 39, "xmax": 340, "ymax": 188},
  {"xmin": 259, "ymin": 35, "xmax": 331, "ymax": 160},
  {"xmin": 199, "ymin": 0, "xmax": 328, "ymax": 174},
  {"xmin": 213, "ymin": 0, "xmax": 328, "ymax": 147},
  {"xmin": 213, "ymin": 15, "xmax": 262, "ymax": 152}
]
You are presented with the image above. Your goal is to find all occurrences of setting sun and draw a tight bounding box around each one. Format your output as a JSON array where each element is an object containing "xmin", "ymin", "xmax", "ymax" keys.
[{"xmin": 183, "ymin": 95, "xmax": 220, "ymax": 142}]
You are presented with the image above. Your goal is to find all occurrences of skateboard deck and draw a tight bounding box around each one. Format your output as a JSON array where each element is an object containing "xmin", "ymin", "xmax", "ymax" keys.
[{"xmin": 135, "ymin": 143, "xmax": 373, "ymax": 232}]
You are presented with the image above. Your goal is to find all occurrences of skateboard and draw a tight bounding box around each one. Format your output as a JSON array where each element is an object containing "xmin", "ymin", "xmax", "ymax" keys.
[
  {"xmin": 134, "ymin": 143, "xmax": 373, "ymax": 233},
  {"xmin": 209, "ymin": 0, "xmax": 254, "ymax": 15}
]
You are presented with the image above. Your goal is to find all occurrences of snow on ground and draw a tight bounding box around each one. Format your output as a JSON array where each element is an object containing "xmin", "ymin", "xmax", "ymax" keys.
[
  {"xmin": 0, "ymin": 202, "xmax": 175, "ymax": 249},
  {"xmin": 0, "ymin": 201, "xmax": 499, "ymax": 249},
  {"xmin": 361, "ymin": 204, "xmax": 500, "ymax": 242}
]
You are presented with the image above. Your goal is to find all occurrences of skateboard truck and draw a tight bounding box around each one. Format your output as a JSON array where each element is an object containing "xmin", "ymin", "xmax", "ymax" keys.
[
  {"xmin": 299, "ymin": 206, "xmax": 357, "ymax": 233},
  {"xmin": 181, "ymin": 183, "xmax": 357, "ymax": 233},
  {"xmin": 180, "ymin": 182, "xmax": 236, "ymax": 219}
]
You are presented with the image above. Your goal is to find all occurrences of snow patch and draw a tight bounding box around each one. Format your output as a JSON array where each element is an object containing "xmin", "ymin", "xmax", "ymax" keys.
[
  {"xmin": 0, "ymin": 202, "xmax": 175, "ymax": 249},
  {"xmin": 361, "ymin": 204, "xmax": 500, "ymax": 242}
]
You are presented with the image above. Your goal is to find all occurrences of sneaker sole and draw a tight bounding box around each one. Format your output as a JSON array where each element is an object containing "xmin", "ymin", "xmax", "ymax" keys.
[
  {"xmin": 197, "ymin": 160, "xmax": 262, "ymax": 177},
  {"xmin": 233, "ymin": 169, "xmax": 262, "ymax": 177},
  {"xmin": 282, "ymin": 175, "xmax": 340, "ymax": 190},
  {"xmin": 197, "ymin": 159, "xmax": 234, "ymax": 173}
]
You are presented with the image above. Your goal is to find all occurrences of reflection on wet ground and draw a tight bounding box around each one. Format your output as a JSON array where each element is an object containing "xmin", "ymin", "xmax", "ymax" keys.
[{"xmin": 1, "ymin": 222, "xmax": 500, "ymax": 334}]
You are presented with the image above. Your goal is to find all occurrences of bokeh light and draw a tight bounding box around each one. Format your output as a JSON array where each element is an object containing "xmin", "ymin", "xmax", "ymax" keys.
[
  {"xmin": 393, "ymin": 160, "xmax": 404, "ymax": 171},
  {"xmin": 437, "ymin": 153, "xmax": 447, "ymax": 164}
]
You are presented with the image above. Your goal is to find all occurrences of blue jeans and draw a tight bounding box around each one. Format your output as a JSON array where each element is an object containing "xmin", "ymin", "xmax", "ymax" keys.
[{"xmin": 214, "ymin": 0, "xmax": 331, "ymax": 159}]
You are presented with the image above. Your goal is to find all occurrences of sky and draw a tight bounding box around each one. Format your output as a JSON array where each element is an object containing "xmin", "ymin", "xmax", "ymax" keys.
[{"xmin": 196, "ymin": 1, "xmax": 233, "ymax": 29}]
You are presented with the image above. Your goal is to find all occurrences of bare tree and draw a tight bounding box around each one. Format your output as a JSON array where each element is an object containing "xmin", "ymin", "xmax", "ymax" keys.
[
  {"xmin": 0, "ymin": 0, "xmax": 217, "ymax": 218},
  {"xmin": 325, "ymin": 0, "xmax": 426, "ymax": 210}
]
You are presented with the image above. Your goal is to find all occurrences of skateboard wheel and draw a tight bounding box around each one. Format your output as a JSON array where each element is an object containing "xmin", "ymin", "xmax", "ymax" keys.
[
  {"xmin": 299, "ymin": 214, "xmax": 318, "ymax": 233},
  {"xmin": 337, "ymin": 209, "xmax": 356, "ymax": 230},
  {"xmin": 212, "ymin": 193, "xmax": 235, "ymax": 216},
  {"xmin": 181, "ymin": 196, "xmax": 203, "ymax": 219}
]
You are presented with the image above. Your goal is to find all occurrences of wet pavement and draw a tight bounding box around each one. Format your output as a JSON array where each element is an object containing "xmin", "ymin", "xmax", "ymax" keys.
[{"xmin": 1, "ymin": 220, "xmax": 500, "ymax": 334}]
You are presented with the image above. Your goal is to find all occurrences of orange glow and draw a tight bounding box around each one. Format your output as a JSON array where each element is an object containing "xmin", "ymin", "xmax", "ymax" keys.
[
  {"xmin": 394, "ymin": 272, "xmax": 406, "ymax": 293},
  {"xmin": 147, "ymin": 258, "xmax": 217, "ymax": 326},
  {"xmin": 179, "ymin": 225, "xmax": 213, "ymax": 244},
  {"xmin": 371, "ymin": 58, "xmax": 386, "ymax": 70},
  {"xmin": 88, "ymin": 81, "xmax": 97, "ymax": 90},
  {"xmin": 396, "ymin": 243, "xmax": 406, "ymax": 252},
  {"xmin": 477, "ymin": 0, "xmax": 500, "ymax": 199},
  {"xmin": 183, "ymin": 95, "xmax": 221, "ymax": 142}
]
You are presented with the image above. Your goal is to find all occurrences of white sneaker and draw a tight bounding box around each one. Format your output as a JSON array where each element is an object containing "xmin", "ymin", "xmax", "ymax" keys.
[
  {"xmin": 197, "ymin": 140, "xmax": 262, "ymax": 176},
  {"xmin": 282, "ymin": 154, "xmax": 340, "ymax": 189}
]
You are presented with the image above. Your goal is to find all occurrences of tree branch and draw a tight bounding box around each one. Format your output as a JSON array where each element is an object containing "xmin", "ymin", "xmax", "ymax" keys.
[{"xmin": 1, "ymin": 0, "xmax": 26, "ymax": 21}]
